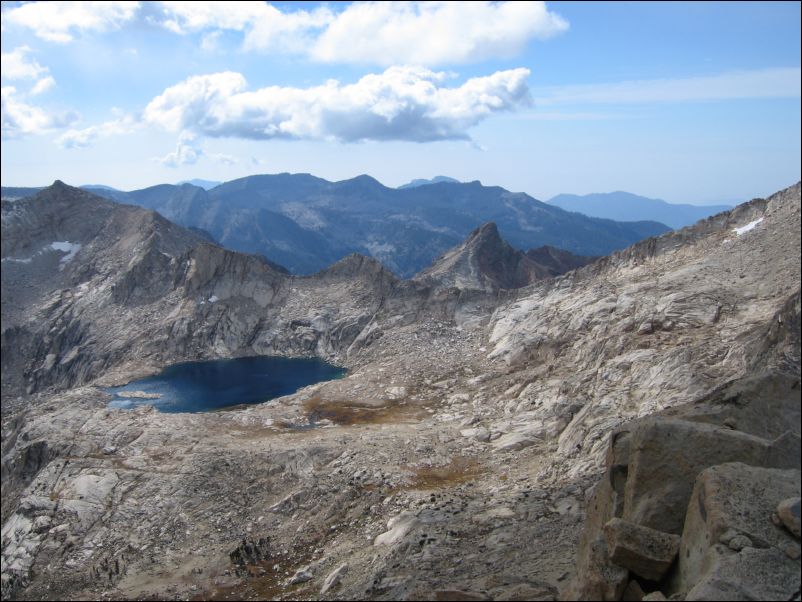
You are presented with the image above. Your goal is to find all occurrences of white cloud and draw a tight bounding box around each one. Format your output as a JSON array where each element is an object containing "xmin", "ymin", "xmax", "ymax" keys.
[
  {"xmin": 154, "ymin": 132, "xmax": 202, "ymax": 167},
  {"xmin": 208, "ymin": 151, "xmax": 238, "ymax": 165},
  {"xmin": 157, "ymin": 1, "xmax": 567, "ymax": 65},
  {"xmin": 3, "ymin": 1, "xmax": 140, "ymax": 43},
  {"xmin": 200, "ymin": 30, "xmax": 222, "ymax": 52},
  {"xmin": 309, "ymin": 1, "xmax": 568, "ymax": 66},
  {"xmin": 30, "ymin": 76, "xmax": 56, "ymax": 96},
  {"xmin": 1, "ymin": 46, "xmax": 48, "ymax": 80},
  {"xmin": 534, "ymin": 67, "xmax": 802, "ymax": 105},
  {"xmin": 142, "ymin": 66, "xmax": 532, "ymax": 143},
  {"xmin": 157, "ymin": 1, "xmax": 277, "ymax": 34},
  {"xmin": 1, "ymin": 86, "xmax": 77, "ymax": 138},
  {"xmin": 153, "ymin": 132, "xmax": 239, "ymax": 167},
  {"xmin": 57, "ymin": 114, "xmax": 138, "ymax": 148},
  {"xmin": 2, "ymin": 2, "xmax": 565, "ymax": 64}
]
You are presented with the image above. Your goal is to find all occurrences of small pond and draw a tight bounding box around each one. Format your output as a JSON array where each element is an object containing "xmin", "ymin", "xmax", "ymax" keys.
[{"xmin": 106, "ymin": 356, "xmax": 345, "ymax": 413}]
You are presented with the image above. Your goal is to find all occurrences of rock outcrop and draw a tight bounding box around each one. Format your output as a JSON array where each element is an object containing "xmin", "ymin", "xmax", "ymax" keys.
[{"xmin": 414, "ymin": 222, "xmax": 553, "ymax": 292}]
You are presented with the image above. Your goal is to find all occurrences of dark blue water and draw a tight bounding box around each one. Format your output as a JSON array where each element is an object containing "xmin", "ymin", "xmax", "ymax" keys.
[{"xmin": 106, "ymin": 356, "xmax": 345, "ymax": 413}]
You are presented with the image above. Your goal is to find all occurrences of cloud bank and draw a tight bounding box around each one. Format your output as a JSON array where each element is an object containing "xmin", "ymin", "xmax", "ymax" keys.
[
  {"xmin": 2, "ymin": 1, "xmax": 140, "ymax": 43},
  {"xmin": 3, "ymin": 1, "xmax": 567, "ymax": 66},
  {"xmin": 533, "ymin": 67, "xmax": 802, "ymax": 105},
  {"xmin": 141, "ymin": 66, "xmax": 532, "ymax": 143},
  {"xmin": 1, "ymin": 86, "xmax": 77, "ymax": 138}
]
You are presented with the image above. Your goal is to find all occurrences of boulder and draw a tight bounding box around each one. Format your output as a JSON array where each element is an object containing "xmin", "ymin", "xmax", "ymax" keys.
[
  {"xmin": 561, "ymin": 429, "xmax": 632, "ymax": 600},
  {"xmin": 674, "ymin": 462, "xmax": 801, "ymax": 598},
  {"xmin": 623, "ymin": 418, "xmax": 798, "ymax": 535},
  {"xmin": 374, "ymin": 511, "xmax": 419, "ymax": 546},
  {"xmin": 491, "ymin": 432, "xmax": 537, "ymax": 452},
  {"xmin": 777, "ymin": 497, "xmax": 801, "ymax": 538},
  {"xmin": 684, "ymin": 546, "xmax": 800, "ymax": 601},
  {"xmin": 603, "ymin": 518, "xmax": 680, "ymax": 581},
  {"xmin": 320, "ymin": 562, "xmax": 348, "ymax": 594}
]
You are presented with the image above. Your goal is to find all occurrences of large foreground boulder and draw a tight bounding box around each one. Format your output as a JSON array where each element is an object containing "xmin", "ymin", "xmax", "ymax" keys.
[
  {"xmin": 623, "ymin": 418, "xmax": 799, "ymax": 535},
  {"xmin": 673, "ymin": 462, "xmax": 801, "ymax": 600},
  {"xmin": 563, "ymin": 408, "xmax": 802, "ymax": 601}
]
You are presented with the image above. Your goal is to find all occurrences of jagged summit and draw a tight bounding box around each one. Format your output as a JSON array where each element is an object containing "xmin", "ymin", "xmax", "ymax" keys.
[{"xmin": 415, "ymin": 221, "xmax": 552, "ymax": 291}]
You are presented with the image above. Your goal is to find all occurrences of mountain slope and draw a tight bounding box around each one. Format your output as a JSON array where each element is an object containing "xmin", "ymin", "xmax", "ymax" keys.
[
  {"xmin": 525, "ymin": 245, "xmax": 598, "ymax": 276},
  {"xmin": 549, "ymin": 191, "xmax": 732, "ymax": 229}
]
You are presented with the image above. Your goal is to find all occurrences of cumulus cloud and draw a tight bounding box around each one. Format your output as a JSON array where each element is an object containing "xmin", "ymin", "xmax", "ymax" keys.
[
  {"xmin": 1, "ymin": 86, "xmax": 78, "ymax": 138},
  {"xmin": 154, "ymin": 132, "xmax": 202, "ymax": 167},
  {"xmin": 57, "ymin": 114, "xmax": 138, "ymax": 148},
  {"xmin": 157, "ymin": 1, "xmax": 567, "ymax": 65},
  {"xmin": 309, "ymin": 1, "xmax": 568, "ymax": 65},
  {"xmin": 142, "ymin": 66, "xmax": 532, "ymax": 143},
  {"xmin": 1, "ymin": 46, "xmax": 48, "ymax": 80},
  {"xmin": 30, "ymin": 76, "xmax": 56, "ymax": 96},
  {"xmin": 3, "ymin": 1, "xmax": 140, "ymax": 43},
  {"xmin": 153, "ymin": 132, "xmax": 239, "ymax": 167}
]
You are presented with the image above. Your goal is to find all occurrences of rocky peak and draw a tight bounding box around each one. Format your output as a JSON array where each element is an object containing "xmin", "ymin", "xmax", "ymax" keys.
[
  {"xmin": 415, "ymin": 222, "xmax": 552, "ymax": 291},
  {"xmin": 315, "ymin": 253, "xmax": 398, "ymax": 289}
]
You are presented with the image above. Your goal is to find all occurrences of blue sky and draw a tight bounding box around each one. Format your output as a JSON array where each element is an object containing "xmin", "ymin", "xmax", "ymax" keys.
[{"xmin": 1, "ymin": 1, "xmax": 800, "ymax": 204}]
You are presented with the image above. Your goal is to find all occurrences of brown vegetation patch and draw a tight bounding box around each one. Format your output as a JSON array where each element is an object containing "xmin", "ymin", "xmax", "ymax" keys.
[
  {"xmin": 303, "ymin": 396, "xmax": 429, "ymax": 426},
  {"xmin": 408, "ymin": 456, "xmax": 483, "ymax": 490}
]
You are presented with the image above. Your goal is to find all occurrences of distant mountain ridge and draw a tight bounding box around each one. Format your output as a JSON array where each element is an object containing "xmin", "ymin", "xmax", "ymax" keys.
[
  {"xmin": 177, "ymin": 179, "xmax": 222, "ymax": 190},
  {"xmin": 398, "ymin": 176, "xmax": 461, "ymax": 189},
  {"xmin": 1, "ymin": 175, "xmax": 670, "ymax": 277},
  {"xmin": 548, "ymin": 191, "xmax": 733, "ymax": 229}
]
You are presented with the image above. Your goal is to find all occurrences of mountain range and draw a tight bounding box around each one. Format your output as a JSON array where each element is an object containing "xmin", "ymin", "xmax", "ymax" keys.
[
  {"xmin": 2, "ymin": 175, "xmax": 669, "ymax": 277},
  {"xmin": 1, "ymin": 180, "xmax": 799, "ymax": 602},
  {"xmin": 548, "ymin": 191, "xmax": 733, "ymax": 229}
]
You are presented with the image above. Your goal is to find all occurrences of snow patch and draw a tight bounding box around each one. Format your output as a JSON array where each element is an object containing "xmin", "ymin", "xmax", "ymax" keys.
[
  {"xmin": 1, "ymin": 240, "xmax": 81, "ymax": 267},
  {"xmin": 208, "ymin": 295, "xmax": 219, "ymax": 303},
  {"xmin": 733, "ymin": 217, "xmax": 764, "ymax": 236},
  {"xmin": 1, "ymin": 257, "xmax": 32, "ymax": 264},
  {"xmin": 49, "ymin": 241, "xmax": 82, "ymax": 269}
]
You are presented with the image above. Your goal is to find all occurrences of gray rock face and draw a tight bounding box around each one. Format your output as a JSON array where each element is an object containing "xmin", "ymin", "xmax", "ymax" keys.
[
  {"xmin": 603, "ymin": 518, "xmax": 680, "ymax": 581},
  {"xmin": 622, "ymin": 418, "xmax": 797, "ymax": 535},
  {"xmin": 777, "ymin": 497, "xmax": 801, "ymax": 539},
  {"xmin": 676, "ymin": 462, "xmax": 801, "ymax": 598}
]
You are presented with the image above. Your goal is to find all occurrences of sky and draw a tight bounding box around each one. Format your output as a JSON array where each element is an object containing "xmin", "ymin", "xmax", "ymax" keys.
[{"xmin": 1, "ymin": 1, "xmax": 800, "ymax": 204}]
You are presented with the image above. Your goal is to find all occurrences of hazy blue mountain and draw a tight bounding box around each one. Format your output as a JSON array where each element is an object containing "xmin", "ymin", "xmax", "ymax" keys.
[
  {"xmin": 548, "ymin": 191, "xmax": 733, "ymax": 229},
  {"xmin": 1, "ymin": 186, "xmax": 44, "ymax": 200},
  {"xmin": 177, "ymin": 178, "xmax": 222, "ymax": 190},
  {"xmin": 525, "ymin": 245, "xmax": 598, "ymax": 277},
  {"xmin": 81, "ymin": 184, "xmax": 121, "ymax": 192},
  {"xmin": 398, "ymin": 175, "xmax": 461, "ymax": 189},
  {"xmin": 3, "ymin": 185, "xmax": 128, "ymax": 202},
  {"xmin": 3, "ymin": 176, "xmax": 671, "ymax": 276},
  {"xmin": 114, "ymin": 174, "xmax": 668, "ymax": 276}
]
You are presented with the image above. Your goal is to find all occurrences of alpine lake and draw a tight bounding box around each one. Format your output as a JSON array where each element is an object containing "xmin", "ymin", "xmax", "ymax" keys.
[{"xmin": 106, "ymin": 356, "xmax": 345, "ymax": 413}]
